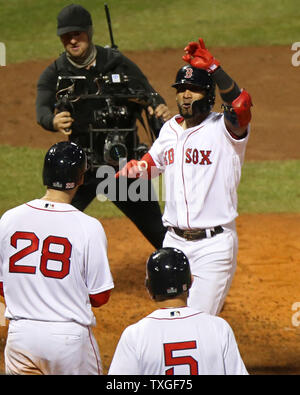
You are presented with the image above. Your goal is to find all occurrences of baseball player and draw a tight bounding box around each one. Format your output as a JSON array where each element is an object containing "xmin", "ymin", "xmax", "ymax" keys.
[
  {"xmin": 0, "ymin": 141, "xmax": 114, "ymax": 375},
  {"xmin": 108, "ymin": 247, "xmax": 248, "ymax": 375},
  {"xmin": 116, "ymin": 38, "xmax": 252, "ymax": 315}
]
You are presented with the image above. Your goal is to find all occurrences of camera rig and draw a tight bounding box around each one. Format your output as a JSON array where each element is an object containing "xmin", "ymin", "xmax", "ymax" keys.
[{"xmin": 55, "ymin": 73, "xmax": 162, "ymax": 169}]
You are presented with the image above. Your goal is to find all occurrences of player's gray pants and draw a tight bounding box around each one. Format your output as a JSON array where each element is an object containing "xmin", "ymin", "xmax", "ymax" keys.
[
  {"xmin": 163, "ymin": 221, "xmax": 238, "ymax": 315},
  {"xmin": 5, "ymin": 319, "xmax": 102, "ymax": 375}
]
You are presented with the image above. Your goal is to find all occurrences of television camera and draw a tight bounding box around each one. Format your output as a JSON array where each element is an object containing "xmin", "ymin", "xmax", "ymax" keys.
[{"xmin": 55, "ymin": 73, "xmax": 162, "ymax": 169}]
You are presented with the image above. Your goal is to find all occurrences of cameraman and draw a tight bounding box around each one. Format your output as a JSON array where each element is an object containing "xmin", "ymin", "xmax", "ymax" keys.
[{"xmin": 36, "ymin": 4, "xmax": 171, "ymax": 249}]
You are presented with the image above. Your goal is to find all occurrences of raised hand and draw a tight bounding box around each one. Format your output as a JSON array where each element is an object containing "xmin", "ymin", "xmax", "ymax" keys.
[{"xmin": 183, "ymin": 38, "xmax": 220, "ymax": 73}]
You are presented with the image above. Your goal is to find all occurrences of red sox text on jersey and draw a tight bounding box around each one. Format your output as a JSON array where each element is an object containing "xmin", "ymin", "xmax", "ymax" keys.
[{"xmin": 164, "ymin": 147, "xmax": 212, "ymax": 166}]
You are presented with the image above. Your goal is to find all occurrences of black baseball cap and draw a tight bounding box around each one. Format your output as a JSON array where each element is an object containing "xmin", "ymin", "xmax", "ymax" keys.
[{"xmin": 57, "ymin": 4, "xmax": 92, "ymax": 36}]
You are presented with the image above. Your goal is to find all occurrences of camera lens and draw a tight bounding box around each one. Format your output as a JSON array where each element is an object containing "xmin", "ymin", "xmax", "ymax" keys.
[
  {"xmin": 110, "ymin": 144, "xmax": 127, "ymax": 162},
  {"xmin": 103, "ymin": 132, "xmax": 128, "ymax": 166},
  {"xmin": 135, "ymin": 143, "xmax": 148, "ymax": 160}
]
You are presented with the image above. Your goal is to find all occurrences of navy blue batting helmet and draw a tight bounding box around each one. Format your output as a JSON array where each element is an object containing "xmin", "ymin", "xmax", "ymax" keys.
[
  {"xmin": 172, "ymin": 65, "xmax": 215, "ymax": 112},
  {"xmin": 146, "ymin": 247, "xmax": 192, "ymax": 299},
  {"xmin": 43, "ymin": 141, "xmax": 87, "ymax": 190}
]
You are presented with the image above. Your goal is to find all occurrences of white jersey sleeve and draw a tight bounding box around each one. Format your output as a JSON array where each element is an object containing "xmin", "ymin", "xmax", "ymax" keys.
[
  {"xmin": 108, "ymin": 324, "xmax": 140, "ymax": 375},
  {"xmin": 82, "ymin": 218, "xmax": 112, "ymax": 295},
  {"xmin": 148, "ymin": 120, "xmax": 171, "ymax": 171},
  {"xmin": 221, "ymin": 319, "xmax": 249, "ymax": 375}
]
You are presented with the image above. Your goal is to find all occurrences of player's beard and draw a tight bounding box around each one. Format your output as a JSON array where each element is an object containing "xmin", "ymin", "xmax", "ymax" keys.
[
  {"xmin": 178, "ymin": 101, "xmax": 210, "ymax": 128},
  {"xmin": 178, "ymin": 103, "xmax": 193, "ymax": 119},
  {"xmin": 178, "ymin": 100, "xmax": 202, "ymax": 119}
]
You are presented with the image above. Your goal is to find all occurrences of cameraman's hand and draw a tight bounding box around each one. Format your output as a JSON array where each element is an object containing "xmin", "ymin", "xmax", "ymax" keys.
[
  {"xmin": 148, "ymin": 104, "xmax": 172, "ymax": 122},
  {"xmin": 53, "ymin": 111, "xmax": 74, "ymax": 135}
]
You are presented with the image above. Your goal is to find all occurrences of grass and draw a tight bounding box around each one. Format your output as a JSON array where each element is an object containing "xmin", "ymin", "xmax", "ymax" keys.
[
  {"xmin": 1, "ymin": 0, "xmax": 300, "ymax": 64},
  {"xmin": 1, "ymin": 146, "xmax": 299, "ymax": 217},
  {"xmin": 238, "ymin": 160, "xmax": 300, "ymax": 213},
  {"xmin": 0, "ymin": 146, "xmax": 45, "ymax": 214}
]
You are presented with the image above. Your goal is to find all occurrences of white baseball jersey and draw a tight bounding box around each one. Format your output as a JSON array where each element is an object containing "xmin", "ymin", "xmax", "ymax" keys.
[
  {"xmin": 149, "ymin": 112, "xmax": 250, "ymax": 229},
  {"xmin": 108, "ymin": 306, "xmax": 248, "ymax": 375},
  {"xmin": 0, "ymin": 199, "xmax": 114, "ymax": 326}
]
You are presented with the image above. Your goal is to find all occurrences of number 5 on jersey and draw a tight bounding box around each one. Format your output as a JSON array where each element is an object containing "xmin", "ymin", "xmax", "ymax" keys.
[{"xmin": 164, "ymin": 341, "xmax": 199, "ymax": 375}]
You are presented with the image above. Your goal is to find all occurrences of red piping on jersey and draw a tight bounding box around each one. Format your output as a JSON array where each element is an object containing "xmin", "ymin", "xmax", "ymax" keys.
[
  {"xmin": 0, "ymin": 282, "xmax": 4, "ymax": 297},
  {"xmin": 25, "ymin": 203, "xmax": 78, "ymax": 213},
  {"xmin": 88, "ymin": 327, "xmax": 102, "ymax": 374},
  {"xmin": 169, "ymin": 123, "xmax": 179, "ymax": 139},
  {"xmin": 181, "ymin": 126, "xmax": 205, "ymax": 228},
  {"xmin": 146, "ymin": 311, "xmax": 202, "ymax": 321}
]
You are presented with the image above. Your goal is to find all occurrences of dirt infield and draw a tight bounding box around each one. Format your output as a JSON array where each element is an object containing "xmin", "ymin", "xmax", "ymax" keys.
[{"xmin": 1, "ymin": 45, "xmax": 300, "ymax": 374}]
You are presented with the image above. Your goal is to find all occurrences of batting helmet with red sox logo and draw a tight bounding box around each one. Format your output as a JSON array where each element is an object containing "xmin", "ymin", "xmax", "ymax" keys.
[
  {"xmin": 145, "ymin": 247, "xmax": 192, "ymax": 300},
  {"xmin": 43, "ymin": 141, "xmax": 87, "ymax": 190},
  {"xmin": 172, "ymin": 65, "xmax": 216, "ymax": 113}
]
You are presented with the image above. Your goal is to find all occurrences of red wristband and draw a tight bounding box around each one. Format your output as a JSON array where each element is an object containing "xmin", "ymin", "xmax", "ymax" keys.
[{"xmin": 140, "ymin": 152, "xmax": 160, "ymax": 178}]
